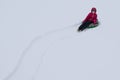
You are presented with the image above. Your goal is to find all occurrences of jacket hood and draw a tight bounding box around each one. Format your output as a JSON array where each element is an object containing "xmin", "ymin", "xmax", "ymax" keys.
[{"xmin": 91, "ymin": 7, "xmax": 97, "ymax": 12}]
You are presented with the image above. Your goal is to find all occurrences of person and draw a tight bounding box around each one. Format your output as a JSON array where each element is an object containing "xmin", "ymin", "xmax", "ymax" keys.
[{"xmin": 78, "ymin": 7, "xmax": 98, "ymax": 31}]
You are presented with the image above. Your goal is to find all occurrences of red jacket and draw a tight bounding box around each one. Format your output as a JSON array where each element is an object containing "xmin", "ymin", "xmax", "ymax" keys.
[{"xmin": 83, "ymin": 12, "xmax": 98, "ymax": 24}]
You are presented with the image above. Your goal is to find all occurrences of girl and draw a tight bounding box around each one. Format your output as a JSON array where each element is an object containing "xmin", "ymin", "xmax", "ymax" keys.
[{"xmin": 78, "ymin": 7, "xmax": 98, "ymax": 31}]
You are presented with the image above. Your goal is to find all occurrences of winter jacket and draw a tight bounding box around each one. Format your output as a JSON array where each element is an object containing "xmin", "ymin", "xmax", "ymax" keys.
[{"xmin": 83, "ymin": 12, "xmax": 98, "ymax": 24}]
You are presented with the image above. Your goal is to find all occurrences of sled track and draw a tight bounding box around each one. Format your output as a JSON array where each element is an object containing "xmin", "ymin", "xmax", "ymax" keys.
[{"xmin": 2, "ymin": 22, "xmax": 80, "ymax": 80}]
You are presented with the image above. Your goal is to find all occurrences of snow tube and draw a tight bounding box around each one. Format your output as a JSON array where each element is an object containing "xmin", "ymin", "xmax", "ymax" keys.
[{"xmin": 87, "ymin": 22, "xmax": 99, "ymax": 28}]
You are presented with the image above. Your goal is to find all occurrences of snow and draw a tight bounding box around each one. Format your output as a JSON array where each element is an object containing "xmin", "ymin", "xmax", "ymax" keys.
[{"xmin": 0, "ymin": 0, "xmax": 120, "ymax": 80}]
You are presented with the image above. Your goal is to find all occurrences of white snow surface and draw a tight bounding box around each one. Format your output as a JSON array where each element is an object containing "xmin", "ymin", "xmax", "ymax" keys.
[{"xmin": 0, "ymin": 0, "xmax": 120, "ymax": 80}]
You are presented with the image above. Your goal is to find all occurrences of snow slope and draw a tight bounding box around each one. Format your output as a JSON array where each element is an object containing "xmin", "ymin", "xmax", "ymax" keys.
[{"xmin": 0, "ymin": 0, "xmax": 120, "ymax": 80}]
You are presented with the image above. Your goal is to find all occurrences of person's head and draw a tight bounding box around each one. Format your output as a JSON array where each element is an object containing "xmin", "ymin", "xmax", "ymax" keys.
[{"xmin": 91, "ymin": 7, "xmax": 97, "ymax": 13}]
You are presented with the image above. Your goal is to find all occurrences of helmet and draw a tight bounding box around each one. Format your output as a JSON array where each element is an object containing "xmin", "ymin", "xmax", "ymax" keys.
[{"xmin": 91, "ymin": 7, "xmax": 97, "ymax": 12}]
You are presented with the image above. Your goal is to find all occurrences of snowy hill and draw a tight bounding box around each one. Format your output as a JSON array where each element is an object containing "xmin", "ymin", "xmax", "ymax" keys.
[{"xmin": 0, "ymin": 0, "xmax": 120, "ymax": 80}]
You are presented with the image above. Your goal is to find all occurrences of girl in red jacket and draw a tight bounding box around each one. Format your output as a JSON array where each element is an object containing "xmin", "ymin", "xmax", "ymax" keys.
[{"xmin": 78, "ymin": 7, "xmax": 98, "ymax": 31}]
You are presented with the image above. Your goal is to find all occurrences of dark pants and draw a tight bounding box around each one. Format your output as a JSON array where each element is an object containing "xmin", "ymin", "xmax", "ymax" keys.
[{"xmin": 78, "ymin": 21, "xmax": 93, "ymax": 31}]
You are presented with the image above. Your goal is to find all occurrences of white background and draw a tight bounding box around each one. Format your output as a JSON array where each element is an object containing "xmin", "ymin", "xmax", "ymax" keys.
[{"xmin": 0, "ymin": 0, "xmax": 120, "ymax": 80}]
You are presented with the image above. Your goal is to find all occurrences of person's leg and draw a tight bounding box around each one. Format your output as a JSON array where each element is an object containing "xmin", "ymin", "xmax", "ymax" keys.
[
  {"xmin": 78, "ymin": 22, "xmax": 87, "ymax": 31},
  {"xmin": 80, "ymin": 21, "xmax": 93, "ymax": 31}
]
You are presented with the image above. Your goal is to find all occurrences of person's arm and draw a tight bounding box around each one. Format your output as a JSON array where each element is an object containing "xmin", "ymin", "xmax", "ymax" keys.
[
  {"xmin": 82, "ymin": 13, "xmax": 91, "ymax": 23},
  {"xmin": 93, "ymin": 14, "xmax": 98, "ymax": 24}
]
